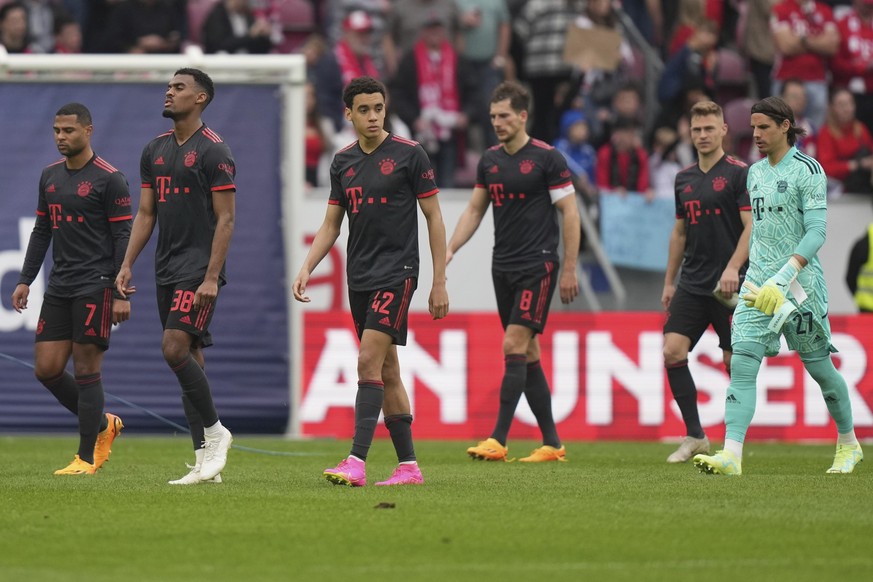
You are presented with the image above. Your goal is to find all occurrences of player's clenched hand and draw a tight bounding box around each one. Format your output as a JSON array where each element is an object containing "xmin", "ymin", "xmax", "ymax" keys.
[
  {"xmin": 11, "ymin": 284, "xmax": 29, "ymax": 312},
  {"xmin": 428, "ymin": 283, "xmax": 449, "ymax": 320},
  {"xmin": 194, "ymin": 279, "xmax": 219, "ymax": 311},
  {"xmin": 112, "ymin": 298, "xmax": 131, "ymax": 324},
  {"xmin": 559, "ymin": 269, "xmax": 578, "ymax": 304},
  {"xmin": 719, "ymin": 265, "xmax": 740, "ymax": 298},
  {"xmin": 292, "ymin": 270, "xmax": 311, "ymax": 303}
]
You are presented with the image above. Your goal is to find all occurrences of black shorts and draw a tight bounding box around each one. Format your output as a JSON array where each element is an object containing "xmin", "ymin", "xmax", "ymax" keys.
[
  {"xmin": 36, "ymin": 288, "xmax": 115, "ymax": 349},
  {"xmin": 663, "ymin": 286, "xmax": 733, "ymax": 351},
  {"xmin": 156, "ymin": 281, "xmax": 217, "ymax": 348},
  {"xmin": 492, "ymin": 262, "xmax": 558, "ymax": 334},
  {"xmin": 348, "ymin": 278, "xmax": 416, "ymax": 346}
]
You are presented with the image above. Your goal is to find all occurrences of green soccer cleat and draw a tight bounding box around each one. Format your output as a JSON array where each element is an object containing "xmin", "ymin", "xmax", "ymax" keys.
[
  {"xmin": 826, "ymin": 443, "xmax": 863, "ymax": 474},
  {"xmin": 693, "ymin": 449, "xmax": 742, "ymax": 476}
]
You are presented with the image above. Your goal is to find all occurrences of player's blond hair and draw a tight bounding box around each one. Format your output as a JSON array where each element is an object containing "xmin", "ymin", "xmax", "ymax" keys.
[{"xmin": 689, "ymin": 101, "xmax": 724, "ymax": 121}]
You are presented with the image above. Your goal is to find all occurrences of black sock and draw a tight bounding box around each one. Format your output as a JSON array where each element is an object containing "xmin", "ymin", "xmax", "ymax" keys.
[
  {"xmin": 385, "ymin": 414, "xmax": 416, "ymax": 462},
  {"xmin": 666, "ymin": 360, "xmax": 705, "ymax": 439},
  {"xmin": 75, "ymin": 373, "xmax": 104, "ymax": 464},
  {"xmin": 170, "ymin": 355, "xmax": 218, "ymax": 428},
  {"xmin": 524, "ymin": 361, "xmax": 561, "ymax": 448},
  {"xmin": 490, "ymin": 354, "xmax": 527, "ymax": 445},
  {"xmin": 350, "ymin": 381, "xmax": 384, "ymax": 461},
  {"xmin": 41, "ymin": 371, "xmax": 79, "ymax": 415},
  {"xmin": 181, "ymin": 393, "xmax": 205, "ymax": 450}
]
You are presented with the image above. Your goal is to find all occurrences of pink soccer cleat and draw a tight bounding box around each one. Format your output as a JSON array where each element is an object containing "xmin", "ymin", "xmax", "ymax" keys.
[
  {"xmin": 375, "ymin": 462, "xmax": 424, "ymax": 486},
  {"xmin": 323, "ymin": 456, "xmax": 367, "ymax": 487}
]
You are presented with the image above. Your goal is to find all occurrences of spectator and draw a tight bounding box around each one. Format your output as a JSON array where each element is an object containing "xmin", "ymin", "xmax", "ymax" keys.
[
  {"xmin": 658, "ymin": 20, "xmax": 719, "ymax": 111},
  {"xmin": 304, "ymin": 81, "xmax": 336, "ymax": 188},
  {"xmin": 328, "ymin": 1, "xmax": 391, "ymax": 74},
  {"xmin": 106, "ymin": 0, "xmax": 182, "ymax": 54},
  {"xmin": 22, "ymin": 0, "xmax": 64, "ymax": 53},
  {"xmin": 334, "ymin": 10, "xmax": 381, "ymax": 85},
  {"xmin": 592, "ymin": 80, "xmax": 644, "ymax": 149},
  {"xmin": 623, "ymin": 0, "xmax": 663, "ymax": 47},
  {"xmin": 832, "ymin": 0, "xmax": 873, "ymax": 133},
  {"xmin": 382, "ymin": 0, "xmax": 459, "ymax": 78},
  {"xmin": 743, "ymin": 0, "xmax": 778, "ymax": 99},
  {"xmin": 456, "ymin": 0, "xmax": 512, "ymax": 148},
  {"xmin": 667, "ymin": 0, "xmax": 706, "ymax": 58},
  {"xmin": 817, "ymin": 86, "xmax": 873, "ymax": 195},
  {"xmin": 0, "ymin": 2, "xmax": 30, "ymax": 53},
  {"xmin": 514, "ymin": 0, "xmax": 580, "ymax": 144},
  {"xmin": 52, "ymin": 10, "xmax": 81, "ymax": 53},
  {"xmin": 649, "ymin": 126, "xmax": 683, "ymax": 201},
  {"xmin": 770, "ymin": 0, "xmax": 839, "ymax": 130},
  {"xmin": 780, "ymin": 78, "xmax": 816, "ymax": 155},
  {"xmin": 596, "ymin": 116, "xmax": 653, "ymax": 199},
  {"xmin": 202, "ymin": 0, "xmax": 273, "ymax": 54},
  {"xmin": 554, "ymin": 109, "xmax": 597, "ymax": 199},
  {"xmin": 390, "ymin": 15, "xmax": 475, "ymax": 188},
  {"xmin": 302, "ymin": 33, "xmax": 345, "ymax": 132},
  {"xmin": 845, "ymin": 221, "xmax": 873, "ymax": 313}
]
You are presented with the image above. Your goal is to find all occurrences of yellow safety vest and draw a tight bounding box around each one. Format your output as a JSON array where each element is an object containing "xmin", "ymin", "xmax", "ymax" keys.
[{"xmin": 856, "ymin": 224, "xmax": 873, "ymax": 311}]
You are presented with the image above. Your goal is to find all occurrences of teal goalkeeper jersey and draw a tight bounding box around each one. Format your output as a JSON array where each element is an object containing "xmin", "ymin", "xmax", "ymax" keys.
[{"xmin": 746, "ymin": 146, "xmax": 827, "ymax": 294}]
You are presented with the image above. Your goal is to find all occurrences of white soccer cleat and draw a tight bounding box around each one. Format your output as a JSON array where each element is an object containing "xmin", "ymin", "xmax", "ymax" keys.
[
  {"xmin": 200, "ymin": 426, "xmax": 233, "ymax": 480},
  {"xmin": 168, "ymin": 463, "xmax": 223, "ymax": 485},
  {"xmin": 667, "ymin": 436, "xmax": 711, "ymax": 463}
]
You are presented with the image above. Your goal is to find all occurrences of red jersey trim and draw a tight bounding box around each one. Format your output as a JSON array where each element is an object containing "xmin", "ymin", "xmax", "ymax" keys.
[
  {"xmin": 549, "ymin": 181, "xmax": 573, "ymax": 190},
  {"xmin": 417, "ymin": 188, "xmax": 439, "ymax": 199},
  {"xmin": 338, "ymin": 140, "xmax": 357, "ymax": 153},
  {"xmin": 738, "ymin": 205, "xmax": 752, "ymax": 211},
  {"xmin": 474, "ymin": 183, "xmax": 486, "ymax": 189},
  {"xmin": 202, "ymin": 127, "xmax": 223, "ymax": 143},
  {"xmin": 211, "ymin": 184, "xmax": 236, "ymax": 192},
  {"xmin": 156, "ymin": 130, "xmax": 174, "ymax": 138},
  {"xmin": 141, "ymin": 183, "xmax": 152, "ymax": 189},
  {"xmin": 391, "ymin": 134, "xmax": 419, "ymax": 147},
  {"xmin": 36, "ymin": 210, "xmax": 47, "ymax": 216},
  {"xmin": 108, "ymin": 215, "xmax": 133, "ymax": 222},
  {"xmin": 328, "ymin": 199, "xmax": 341, "ymax": 205},
  {"xmin": 94, "ymin": 157, "xmax": 118, "ymax": 173},
  {"xmin": 530, "ymin": 138, "xmax": 554, "ymax": 150},
  {"xmin": 48, "ymin": 158, "xmax": 65, "ymax": 167},
  {"xmin": 725, "ymin": 155, "xmax": 748, "ymax": 168}
]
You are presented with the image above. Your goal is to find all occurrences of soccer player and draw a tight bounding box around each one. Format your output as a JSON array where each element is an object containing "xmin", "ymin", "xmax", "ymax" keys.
[
  {"xmin": 293, "ymin": 76, "xmax": 449, "ymax": 487},
  {"xmin": 661, "ymin": 101, "xmax": 751, "ymax": 463},
  {"xmin": 116, "ymin": 68, "xmax": 234, "ymax": 485},
  {"xmin": 694, "ymin": 96, "xmax": 864, "ymax": 475},
  {"xmin": 11, "ymin": 103, "xmax": 130, "ymax": 475},
  {"xmin": 447, "ymin": 81, "xmax": 580, "ymax": 463}
]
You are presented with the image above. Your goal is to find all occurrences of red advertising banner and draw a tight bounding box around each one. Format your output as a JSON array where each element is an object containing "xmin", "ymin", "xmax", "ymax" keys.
[{"xmin": 300, "ymin": 312, "xmax": 873, "ymax": 441}]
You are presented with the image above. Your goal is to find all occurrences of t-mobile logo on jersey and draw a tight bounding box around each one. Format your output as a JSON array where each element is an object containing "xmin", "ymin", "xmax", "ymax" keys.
[
  {"xmin": 154, "ymin": 176, "xmax": 191, "ymax": 202},
  {"xmin": 488, "ymin": 184, "xmax": 504, "ymax": 207},
  {"xmin": 47, "ymin": 203, "xmax": 84, "ymax": 228},
  {"xmin": 683, "ymin": 200, "xmax": 702, "ymax": 224},
  {"xmin": 344, "ymin": 187, "xmax": 388, "ymax": 214}
]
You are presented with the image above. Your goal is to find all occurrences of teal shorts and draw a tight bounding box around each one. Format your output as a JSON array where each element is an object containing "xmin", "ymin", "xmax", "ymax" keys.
[{"xmin": 732, "ymin": 281, "xmax": 836, "ymax": 357}]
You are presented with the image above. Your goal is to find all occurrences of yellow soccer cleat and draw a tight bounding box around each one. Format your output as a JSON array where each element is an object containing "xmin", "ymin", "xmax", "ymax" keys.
[
  {"xmin": 826, "ymin": 443, "xmax": 863, "ymax": 474},
  {"xmin": 93, "ymin": 412, "xmax": 124, "ymax": 470},
  {"xmin": 693, "ymin": 449, "xmax": 742, "ymax": 476},
  {"xmin": 467, "ymin": 438, "xmax": 508, "ymax": 461},
  {"xmin": 519, "ymin": 445, "xmax": 567, "ymax": 462},
  {"xmin": 54, "ymin": 455, "xmax": 96, "ymax": 476}
]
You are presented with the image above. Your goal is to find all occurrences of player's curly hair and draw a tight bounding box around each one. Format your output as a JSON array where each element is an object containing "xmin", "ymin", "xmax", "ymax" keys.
[
  {"xmin": 175, "ymin": 68, "xmax": 215, "ymax": 108},
  {"xmin": 342, "ymin": 76, "xmax": 386, "ymax": 109},
  {"xmin": 751, "ymin": 96, "xmax": 807, "ymax": 146},
  {"xmin": 491, "ymin": 81, "xmax": 530, "ymax": 113}
]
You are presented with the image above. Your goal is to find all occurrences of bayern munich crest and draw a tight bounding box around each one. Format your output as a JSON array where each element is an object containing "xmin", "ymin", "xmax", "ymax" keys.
[
  {"xmin": 380, "ymin": 158, "xmax": 396, "ymax": 175},
  {"xmin": 519, "ymin": 160, "xmax": 535, "ymax": 174},
  {"xmin": 712, "ymin": 176, "xmax": 727, "ymax": 192},
  {"xmin": 77, "ymin": 181, "xmax": 92, "ymax": 197},
  {"xmin": 184, "ymin": 150, "xmax": 198, "ymax": 167}
]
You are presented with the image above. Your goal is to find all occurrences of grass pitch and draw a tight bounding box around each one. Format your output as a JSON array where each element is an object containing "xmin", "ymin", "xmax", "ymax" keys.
[{"xmin": 0, "ymin": 437, "xmax": 869, "ymax": 582}]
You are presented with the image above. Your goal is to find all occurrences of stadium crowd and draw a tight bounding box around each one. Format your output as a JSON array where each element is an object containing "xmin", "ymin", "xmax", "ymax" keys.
[{"xmin": 3, "ymin": 0, "xmax": 873, "ymax": 196}]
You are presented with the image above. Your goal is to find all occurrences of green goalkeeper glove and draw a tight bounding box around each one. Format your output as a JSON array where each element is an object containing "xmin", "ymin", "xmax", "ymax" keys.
[{"xmin": 751, "ymin": 258, "xmax": 802, "ymax": 316}]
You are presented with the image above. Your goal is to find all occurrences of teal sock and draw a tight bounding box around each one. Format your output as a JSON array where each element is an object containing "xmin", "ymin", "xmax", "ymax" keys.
[
  {"xmin": 802, "ymin": 354, "xmax": 855, "ymax": 434},
  {"xmin": 724, "ymin": 343, "xmax": 764, "ymax": 443}
]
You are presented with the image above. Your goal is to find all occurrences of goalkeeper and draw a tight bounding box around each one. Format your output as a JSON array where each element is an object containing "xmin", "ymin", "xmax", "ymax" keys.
[{"xmin": 694, "ymin": 96, "xmax": 863, "ymax": 476}]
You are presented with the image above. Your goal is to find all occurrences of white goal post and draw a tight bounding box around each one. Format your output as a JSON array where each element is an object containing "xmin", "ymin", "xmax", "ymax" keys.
[{"xmin": 0, "ymin": 53, "xmax": 307, "ymax": 436}]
